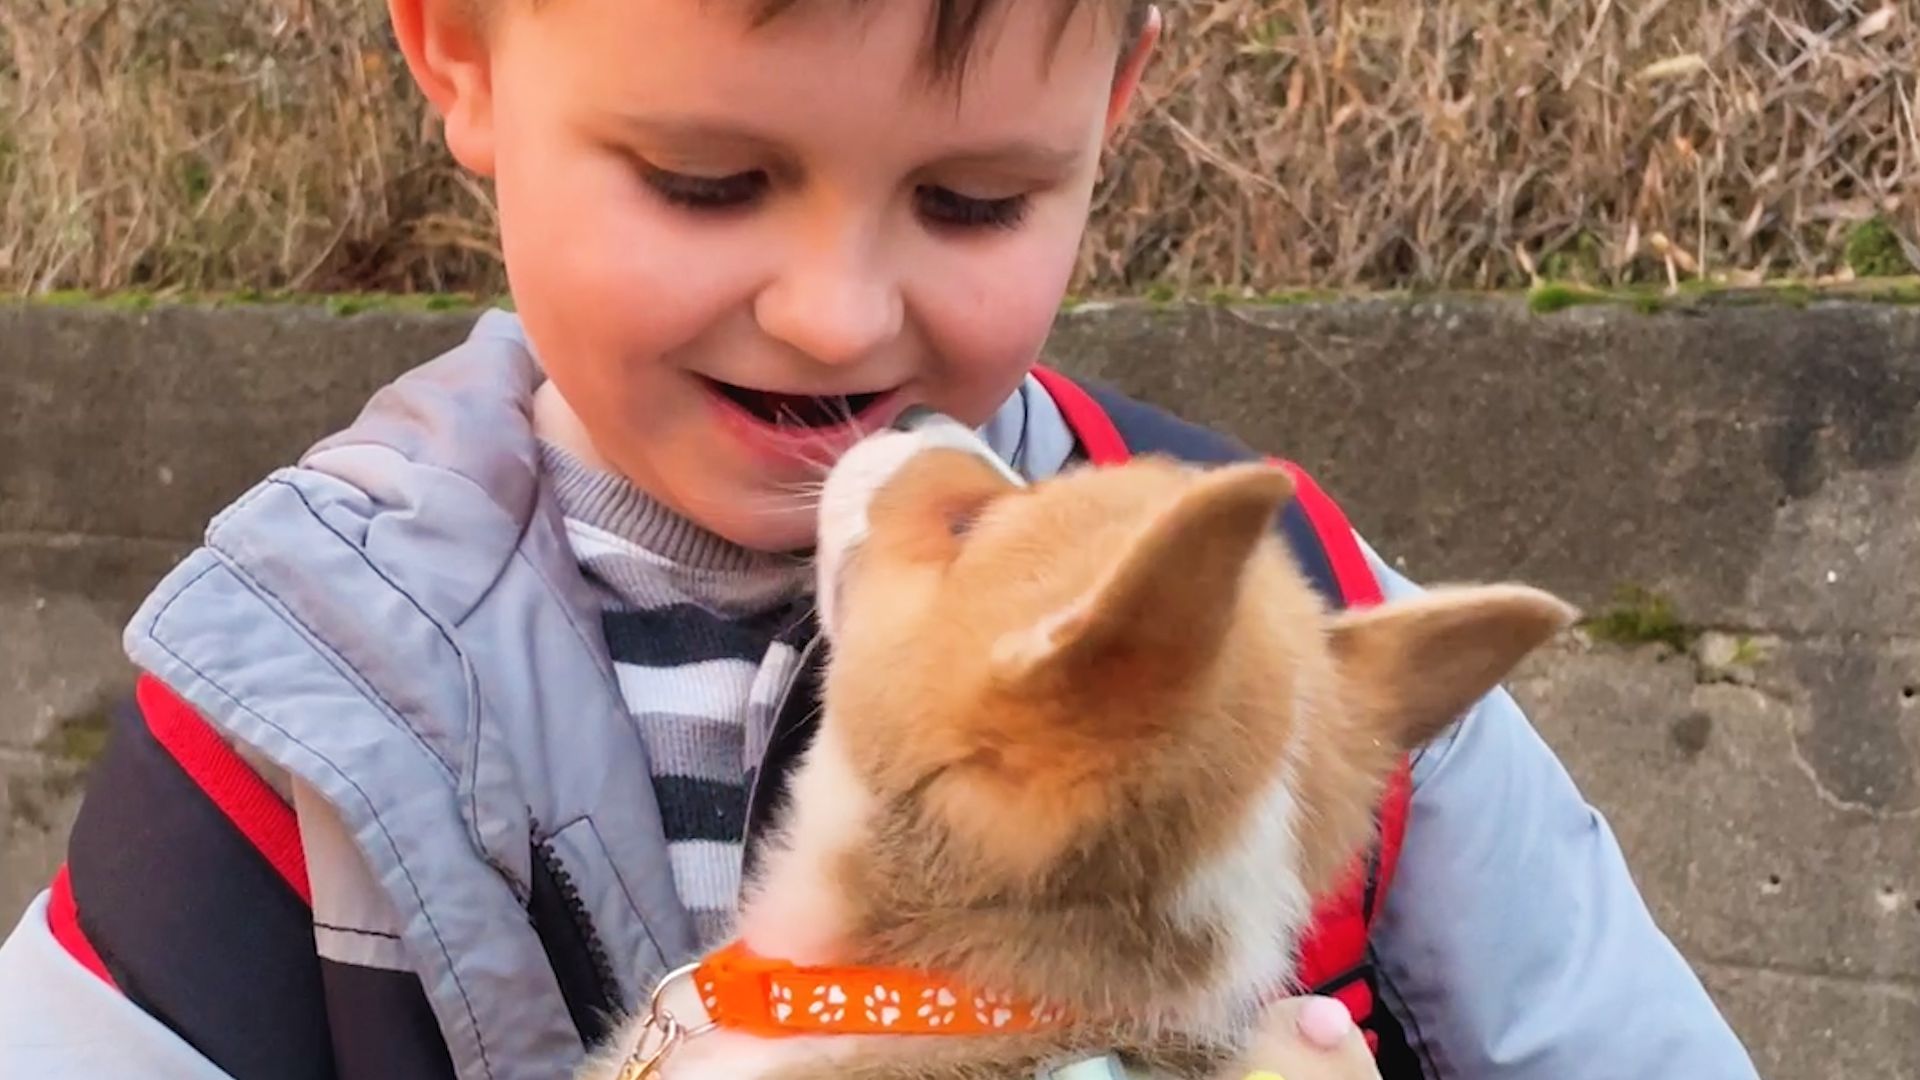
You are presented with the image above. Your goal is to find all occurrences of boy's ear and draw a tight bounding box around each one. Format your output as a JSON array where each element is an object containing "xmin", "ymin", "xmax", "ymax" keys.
[
  {"xmin": 992, "ymin": 462, "xmax": 1293, "ymax": 690},
  {"xmin": 1329, "ymin": 585, "xmax": 1579, "ymax": 750},
  {"xmin": 1105, "ymin": 5, "xmax": 1162, "ymax": 139},
  {"xmin": 388, "ymin": 0, "xmax": 499, "ymax": 176}
]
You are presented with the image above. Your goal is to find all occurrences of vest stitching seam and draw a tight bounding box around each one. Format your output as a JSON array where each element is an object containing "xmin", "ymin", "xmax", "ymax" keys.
[
  {"xmin": 202, "ymin": 477, "xmax": 463, "ymax": 783},
  {"xmin": 570, "ymin": 815, "xmax": 666, "ymax": 969},
  {"xmin": 504, "ymin": 517, "xmax": 621, "ymax": 690},
  {"xmin": 314, "ymin": 922, "xmax": 401, "ymax": 941}
]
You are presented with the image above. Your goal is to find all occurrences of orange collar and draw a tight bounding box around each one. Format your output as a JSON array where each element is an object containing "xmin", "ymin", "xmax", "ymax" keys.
[{"xmin": 690, "ymin": 940, "xmax": 1070, "ymax": 1039}]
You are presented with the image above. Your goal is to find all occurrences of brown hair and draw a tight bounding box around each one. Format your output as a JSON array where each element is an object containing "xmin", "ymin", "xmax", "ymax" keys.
[
  {"xmin": 748, "ymin": 0, "xmax": 1152, "ymax": 81},
  {"xmin": 492, "ymin": 1, "xmax": 1150, "ymax": 82}
]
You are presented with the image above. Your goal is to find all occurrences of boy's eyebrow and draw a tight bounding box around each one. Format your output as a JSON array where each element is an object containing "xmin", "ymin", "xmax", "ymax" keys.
[
  {"xmin": 617, "ymin": 116, "xmax": 796, "ymax": 163},
  {"xmin": 924, "ymin": 140, "xmax": 1087, "ymax": 176},
  {"xmin": 617, "ymin": 114, "xmax": 1084, "ymax": 176}
]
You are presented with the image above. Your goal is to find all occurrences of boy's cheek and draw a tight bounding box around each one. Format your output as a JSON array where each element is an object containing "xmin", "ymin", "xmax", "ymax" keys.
[
  {"xmin": 907, "ymin": 216, "xmax": 1085, "ymax": 408},
  {"xmin": 498, "ymin": 166, "xmax": 746, "ymax": 349}
]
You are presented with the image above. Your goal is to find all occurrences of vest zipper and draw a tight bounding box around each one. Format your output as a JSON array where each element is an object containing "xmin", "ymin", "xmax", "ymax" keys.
[{"xmin": 528, "ymin": 825, "xmax": 624, "ymax": 1046}]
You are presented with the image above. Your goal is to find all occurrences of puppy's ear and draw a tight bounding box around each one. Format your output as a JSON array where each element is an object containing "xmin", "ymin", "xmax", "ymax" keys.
[
  {"xmin": 1330, "ymin": 585, "xmax": 1578, "ymax": 749},
  {"xmin": 862, "ymin": 449, "xmax": 1023, "ymax": 564},
  {"xmin": 990, "ymin": 463, "xmax": 1296, "ymax": 692}
]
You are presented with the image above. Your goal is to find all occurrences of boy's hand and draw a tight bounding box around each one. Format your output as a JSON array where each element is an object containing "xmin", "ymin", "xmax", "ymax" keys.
[{"xmin": 1220, "ymin": 996, "xmax": 1381, "ymax": 1080}]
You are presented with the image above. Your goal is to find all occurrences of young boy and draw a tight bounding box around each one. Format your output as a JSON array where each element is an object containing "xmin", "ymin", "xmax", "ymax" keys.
[{"xmin": 0, "ymin": 2, "xmax": 1759, "ymax": 1078}]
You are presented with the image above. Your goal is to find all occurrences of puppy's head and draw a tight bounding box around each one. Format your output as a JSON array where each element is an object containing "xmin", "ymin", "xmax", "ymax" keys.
[{"xmin": 795, "ymin": 417, "xmax": 1573, "ymax": 1010}]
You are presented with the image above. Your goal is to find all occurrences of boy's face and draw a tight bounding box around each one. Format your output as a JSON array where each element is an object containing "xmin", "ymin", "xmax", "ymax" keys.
[{"xmin": 400, "ymin": 0, "xmax": 1153, "ymax": 551}]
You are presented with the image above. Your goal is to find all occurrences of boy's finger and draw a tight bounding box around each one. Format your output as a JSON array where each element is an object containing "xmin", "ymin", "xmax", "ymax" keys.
[{"xmin": 1295, "ymin": 996, "xmax": 1356, "ymax": 1049}]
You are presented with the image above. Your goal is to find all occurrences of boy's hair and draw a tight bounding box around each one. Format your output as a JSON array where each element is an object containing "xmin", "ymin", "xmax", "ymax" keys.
[
  {"xmin": 491, "ymin": 2, "xmax": 1150, "ymax": 80},
  {"xmin": 748, "ymin": 0, "xmax": 1152, "ymax": 79}
]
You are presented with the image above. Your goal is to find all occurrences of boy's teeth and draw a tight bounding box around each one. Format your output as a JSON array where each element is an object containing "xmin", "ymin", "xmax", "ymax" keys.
[{"xmin": 712, "ymin": 380, "xmax": 885, "ymax": 428}]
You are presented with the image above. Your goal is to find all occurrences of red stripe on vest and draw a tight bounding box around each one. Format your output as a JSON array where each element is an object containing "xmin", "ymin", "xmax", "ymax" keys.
[
  {"xmin": 1031, "ymin": 366, "xmax": 1129, "ymax": 466},
  {"xmin": 47, "ymin": 863, "xmax": 116, "ymax": 988},
  {"xmin": 1374, "ymin": 767, "xmax": 1413, "ymax": 909},
  {"xmin": 1276, "ymin": 464, "xmax": 1384, "ymax": 607},
  {"xmin": 135, "ymin": 675, "xmax": 312, "ymax": 905}
]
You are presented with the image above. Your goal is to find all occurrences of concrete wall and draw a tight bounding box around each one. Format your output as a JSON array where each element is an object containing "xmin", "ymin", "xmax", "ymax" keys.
[{"xmin": 3, "ymin": 298, "xmax": 1917, "ymax": 1076}]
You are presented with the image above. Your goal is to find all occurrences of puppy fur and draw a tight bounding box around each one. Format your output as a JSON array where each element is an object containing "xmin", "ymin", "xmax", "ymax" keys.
[{"xmin": 583, "ymin": 426, "xmax": 1575, "ymax": 1080}]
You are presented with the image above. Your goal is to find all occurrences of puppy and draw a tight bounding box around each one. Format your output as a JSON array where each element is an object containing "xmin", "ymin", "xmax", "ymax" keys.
[{"xmin": 584, "ymin": 416, "xmax": 1573, "ymax": 1079}]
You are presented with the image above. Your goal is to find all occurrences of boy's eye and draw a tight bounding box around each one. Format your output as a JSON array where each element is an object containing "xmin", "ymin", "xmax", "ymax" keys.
[
  {"xmin": 641, "ymin": 165, "xmax": 770, "ymax": 210},
  {"xmin": 916, "ymin": 186, "xmax": 1030, "ymax": 231}
]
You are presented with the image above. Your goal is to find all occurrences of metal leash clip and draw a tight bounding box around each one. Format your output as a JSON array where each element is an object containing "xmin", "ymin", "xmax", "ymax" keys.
[{"xmin": 615, "ymin": 961, "xmax": 717, "ymax": 1080}]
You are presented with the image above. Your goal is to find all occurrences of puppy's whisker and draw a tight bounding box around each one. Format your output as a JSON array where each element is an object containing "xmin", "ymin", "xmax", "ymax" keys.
[
  {"xmin": 673, "ymin": 486, "xmax": 822, "ymax": 518},
  {"xmin": 773, "ymin": 405, "xmax": 846, "ymax": 474}
]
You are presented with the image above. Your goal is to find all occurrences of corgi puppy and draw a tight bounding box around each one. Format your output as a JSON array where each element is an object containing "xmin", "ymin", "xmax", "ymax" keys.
[{"xmin": 584, "ymin": 413, "xmax": 1575, "ymax": 1080}]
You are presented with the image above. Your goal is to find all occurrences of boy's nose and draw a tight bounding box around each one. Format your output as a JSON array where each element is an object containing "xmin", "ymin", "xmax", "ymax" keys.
[{"xmin": 754, "ymin": 247, "xmax": 904, "ymax": 368}]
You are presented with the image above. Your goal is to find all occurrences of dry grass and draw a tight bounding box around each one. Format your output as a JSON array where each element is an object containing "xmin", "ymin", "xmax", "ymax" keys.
[
  {"xmin": 0, "ymin": 0, "xmax": 494, "ymax": 293},
  {"xmin": 1091, "ymin": 0, "xmax": 1919, "ymax": 290},
  {"xmin": 2, "ymin": 0, "xmax": 1916, "ymax": 295}
]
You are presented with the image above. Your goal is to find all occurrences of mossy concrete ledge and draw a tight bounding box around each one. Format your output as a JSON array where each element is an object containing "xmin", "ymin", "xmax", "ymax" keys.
[{"xmin": 3, "ymin": 295, "xmax": 1919, "ymax": 1078}]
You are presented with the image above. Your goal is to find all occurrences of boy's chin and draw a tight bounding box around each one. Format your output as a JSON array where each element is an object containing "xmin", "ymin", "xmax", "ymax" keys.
[{"xmin": 689, "ymin": 494, "xmax": 821, "ymax": 557}]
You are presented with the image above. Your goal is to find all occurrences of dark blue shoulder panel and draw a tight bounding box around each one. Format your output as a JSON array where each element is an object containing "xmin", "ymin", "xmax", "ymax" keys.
[
  {"xmin": 65, "ymin": 699, "xmax": 338, "ymax": 1080},
  {"xmin": 1067, "ymin": 378, "xmax": 1349, "ymax": 610}
]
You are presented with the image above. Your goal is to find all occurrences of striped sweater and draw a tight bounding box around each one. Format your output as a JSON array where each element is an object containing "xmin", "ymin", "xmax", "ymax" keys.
[
  {"xmin": 540, "ymin": 441, "xmax": 815, "ymax": 949},
  {"xmin": 529, "ymin": 378, "xmax": 1075, "ymax": 949}
]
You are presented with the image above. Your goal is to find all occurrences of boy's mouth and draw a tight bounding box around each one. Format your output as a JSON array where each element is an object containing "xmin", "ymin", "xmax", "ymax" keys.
[{"xmin": 700, "ymin": 376, "xmax": 893, "ymax": 429}]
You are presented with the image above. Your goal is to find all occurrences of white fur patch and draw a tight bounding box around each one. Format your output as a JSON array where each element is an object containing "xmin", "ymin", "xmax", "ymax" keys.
[
  {"xmin": 735, "ymin": 721, "xmax": 877, "ymax": 966},
  {"xmin": 815, "ymin": 421, "xmax": 1020, "ymax": 638},
  {"xmin": 1164, "ymin": 750, "xmax": 1312, "ymax": 1036}
]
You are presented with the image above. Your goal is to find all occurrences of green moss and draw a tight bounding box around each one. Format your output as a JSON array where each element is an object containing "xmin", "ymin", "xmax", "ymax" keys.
[
  {"xmin": 37, "ymin": 708, "xmax": 111, "ymax": 765},
  {"xmin": 1518, "ymin": 276, "xmax": 1920, "ymax": 314},
  {"xmin": 317, "ymin": 291, "xmax": 513, "ymax": 316},
  {"xmin": 1583, "ymin": 586, "xmax": 1700, "ymax": 652},
  {"xmin": 1528, "ymin": 279, "xmax": 1682, "ymax": 315},
  {"xmin": 1772, "ymin": 283, "xmax": 1814, "ymax": 308},
  {"xmin": 36, "ymin": 289, "xmax": 96, "ymax": 307},
  {"xmin": 1256, "ymin": 288, "xmax": 1347, "ymax": 305},
  {"xmin": 1728, "ymin": 635, "xmax": 1767, "ymax": 668},
  {"xmin": 28, "ymin": 289, "xmax": 153, "ymax": 310},
  {"xmin": 1527, "ymin": 282, "xmax": 1611, "ymax": 314},
  {"xmin": 1074, "ymin": 285, "xmax": 1355, "ymax": 307},
  {"xmin": 1845, "ymin": 218, "xmax": 1914, "ymax": 278}
]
